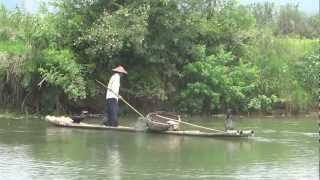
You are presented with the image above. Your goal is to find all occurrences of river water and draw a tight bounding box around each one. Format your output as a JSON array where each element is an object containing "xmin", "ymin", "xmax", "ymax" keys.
[{"xmin": 0, "ymin": 114, "xmax": 318, "ymax": 180}]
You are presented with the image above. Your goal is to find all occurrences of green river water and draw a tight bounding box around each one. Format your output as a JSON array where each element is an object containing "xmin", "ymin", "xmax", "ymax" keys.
[{"xmin": 0, "ymin": 114, "xmax": 318, "ymax": 180}]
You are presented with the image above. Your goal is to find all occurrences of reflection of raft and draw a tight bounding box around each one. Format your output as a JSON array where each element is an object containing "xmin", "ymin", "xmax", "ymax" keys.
[
  {"xmin": 45, "ymin": 115, "xmax": 254, "ymax": 138},
  {"xmin": 146, "ymin": 112, "xmax": 181, "ymax": 132}
]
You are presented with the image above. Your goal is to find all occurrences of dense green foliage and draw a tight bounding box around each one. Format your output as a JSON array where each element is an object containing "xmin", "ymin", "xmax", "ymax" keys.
[
  {"xmin": 180, "ymin": 50, "xmax": 258, "ymax": 114},
  {"xmin": 0, "ymin": 1, "xmax": 319, "ymax": 115}
]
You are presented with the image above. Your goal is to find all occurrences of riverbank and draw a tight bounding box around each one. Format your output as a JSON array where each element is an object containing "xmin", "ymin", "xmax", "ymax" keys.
[
  {"xmin": 0, "ymin": 111, "xmax": 41, "ymax": 120},
  {"xmin": 0, "ymin": 109, "xmax": 318, "ymax": 121}
]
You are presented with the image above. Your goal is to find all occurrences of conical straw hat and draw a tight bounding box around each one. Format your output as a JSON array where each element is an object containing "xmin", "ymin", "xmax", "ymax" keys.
[{"xmin": 112, "ymin": 65, "xmax": 128, "ymax": 74}]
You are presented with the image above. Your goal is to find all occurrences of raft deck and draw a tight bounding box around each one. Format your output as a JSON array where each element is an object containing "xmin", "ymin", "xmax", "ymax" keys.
[{"xmin": 45, "ymin": 116, "xmax": 254, "ymax": 138}]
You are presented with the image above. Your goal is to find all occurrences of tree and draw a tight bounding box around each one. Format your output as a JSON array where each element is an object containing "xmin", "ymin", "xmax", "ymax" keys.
[{"xmin": 179, "ymin": 49, "xmax": 258, "ymax": 114}]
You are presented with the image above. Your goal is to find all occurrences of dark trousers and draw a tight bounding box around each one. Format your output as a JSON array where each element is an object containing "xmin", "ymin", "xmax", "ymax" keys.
[{"xmin": 104, "ymin": 98, "xmax": 118, "ymax": 127}]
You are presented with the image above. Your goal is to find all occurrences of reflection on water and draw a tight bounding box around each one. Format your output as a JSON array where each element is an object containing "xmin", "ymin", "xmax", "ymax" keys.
[
  {"xmin": 0, "ymin": 117, "xmax": 318, "ymax": 180},
  {"xmin": 134, "ymin": 134, "xmax": 184, "ymax": 152},
  {"xmin": 106, "ymin": 144, "xmax": 121, "ymax": 180}
]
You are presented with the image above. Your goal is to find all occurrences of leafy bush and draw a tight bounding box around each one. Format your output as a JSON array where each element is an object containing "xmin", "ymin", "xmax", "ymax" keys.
[
  {"xmin": 38, "ymin": 49, "xmax": 86, "ymax": 100},
  {"xmin": 179, "ymin": 49, "xmax": 258, "ymax": 113}
]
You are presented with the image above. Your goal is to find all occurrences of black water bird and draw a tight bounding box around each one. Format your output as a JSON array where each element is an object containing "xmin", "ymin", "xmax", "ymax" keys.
[
  {"xmin": 71, "ymin": 111, "xmax": 88, "ymax": 123},
  {"xmin": 225, "ymin": 109, "xmax": 234, "ymax": 131}
]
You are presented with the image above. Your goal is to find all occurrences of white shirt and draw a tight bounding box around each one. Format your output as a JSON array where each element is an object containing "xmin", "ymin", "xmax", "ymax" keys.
[{"xmin": 106, "ymin": 73, "xmax": 120, "ymax": 100}]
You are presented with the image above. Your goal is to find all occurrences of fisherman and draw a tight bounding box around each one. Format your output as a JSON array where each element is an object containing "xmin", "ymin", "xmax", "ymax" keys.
[
  {"xmin": 103, "ymin": 65, "xmax": 128, "ymax": 127},
  {"xmin": 225, "ymin": 108, "xmax": 234, "ymax": 131}
]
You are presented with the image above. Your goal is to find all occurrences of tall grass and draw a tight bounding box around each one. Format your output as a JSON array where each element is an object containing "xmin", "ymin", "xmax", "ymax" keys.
[
  {"xmin": 251, "ymin": 35, "xmax": 319, "ymax": 113},
  {"xmin": 0, "ymin": 40, "xmax": 26, "ymax": 54}
]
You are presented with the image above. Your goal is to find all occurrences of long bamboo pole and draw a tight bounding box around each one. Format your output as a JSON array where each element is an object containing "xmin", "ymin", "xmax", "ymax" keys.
[
  {"xmin": 95, "ymin": 80, "xmax": 145, "ymax": 118},
  {"xmin": 156, "ymin": 114, "xmax": 225, "ymax": 133}
]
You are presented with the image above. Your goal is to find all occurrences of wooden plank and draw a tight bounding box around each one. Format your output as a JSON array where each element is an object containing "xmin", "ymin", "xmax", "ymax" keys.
[{"xmin": 46, "ymin": 116, "xmax": 138, "ymax": 132}]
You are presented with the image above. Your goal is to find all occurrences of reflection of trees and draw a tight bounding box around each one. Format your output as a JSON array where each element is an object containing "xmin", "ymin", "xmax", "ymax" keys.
[
  {"xmin": 1, "ymin": 118, "xmax": 314, "ymax": 179},
  {"xmin": 41, "ymin": 127, "xmax": 293, "ymax": 172},
  {"xmin": 40, "ymin": 127, "xmax": 125, "ymax": 179},
  {"xmin": 42, "ymin": 128, "xmax": 124, "ymax": 161},
  {"xmin": 135, "ymin": 134, "xmax": 184, "ymax": 153},
  {"xmin": 0, "ymin": 118, "xmax": 47, "ymax": 145}
]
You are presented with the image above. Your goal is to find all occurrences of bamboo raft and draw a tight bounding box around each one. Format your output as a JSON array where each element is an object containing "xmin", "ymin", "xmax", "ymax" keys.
[{"xmin": 45, "ymin": 116, "xmax": 254, "ymax": 138}]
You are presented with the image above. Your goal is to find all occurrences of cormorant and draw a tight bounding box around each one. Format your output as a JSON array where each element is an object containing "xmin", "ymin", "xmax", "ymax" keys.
[
  {"xmin": 71, "ymin": 111, "xmax": 88, "ymax": 123},
  {"xmin": 225, "ymin": 109, "xmax": 234, "ymax": 131}
]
